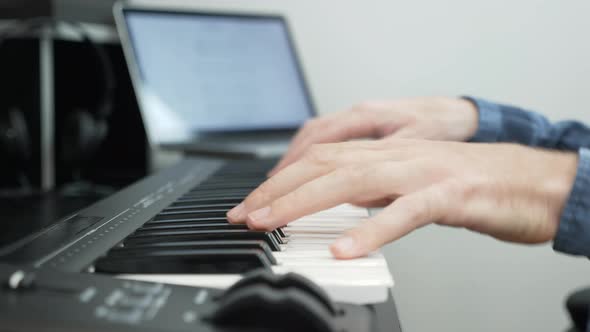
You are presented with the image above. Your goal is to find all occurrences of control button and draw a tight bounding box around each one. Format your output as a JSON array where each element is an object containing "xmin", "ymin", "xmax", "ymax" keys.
[
  {"xmin": 183, "ymin": 311, "xmax": 198, "ymax": 323},
  {"xmin": 7, "ymin": 270, "xmax": 35, "ymax": 290},
  {"xmin": 79, "ymin": 287, "xmax": 97, "ymax": 303},
  {"xmin": 8, "ymin": 270, "xmax": 25, "ymax": 289},
  {"xmin": 123, "ymin": 282, "xmax": 164, "ymax": 295},
  {"xmin": 105, "ymin": 289, "xmax": 125, "ymax": 307},
  {"xmin": 152, "ymin": 288, "xmax": 172, "ymax": 308},
  {"xmin": 193, "ymin": 290, "xmax": 208, "ymax": 305},
  {"xmin": 95, "ymin": 306, "xmax": 109, "ymax": 318},
  {"xmin": 94, "ymin": 306, "xmax": 144, "ymax": 325},
  {"xmin": 118, "ymin": 294, "xmax": 154, "ymax": 308},
  {"xmin": 106, "ymin": 308, "xmax": 144, "ymax": 324}
]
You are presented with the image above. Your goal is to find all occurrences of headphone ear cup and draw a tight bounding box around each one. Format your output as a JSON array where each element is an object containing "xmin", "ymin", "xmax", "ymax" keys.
[
  {"xmin": 0, "ymin": 109, "xmax": 31, "ymax": 167},
  {"xmin": 61, "ymin": 110, "xmax": 97, "ymax": 164}
]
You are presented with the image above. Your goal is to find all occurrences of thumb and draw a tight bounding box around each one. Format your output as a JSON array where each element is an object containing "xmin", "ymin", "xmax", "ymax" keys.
[{"xmin": 330, "ymin": 186, "xmax": 449, "ymax": 259}]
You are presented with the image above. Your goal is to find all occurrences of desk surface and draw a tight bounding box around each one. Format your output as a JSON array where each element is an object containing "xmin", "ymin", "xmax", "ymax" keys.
[{"xmin": 0, "ymin": 192, "xmax": 403, "ymax": 331}]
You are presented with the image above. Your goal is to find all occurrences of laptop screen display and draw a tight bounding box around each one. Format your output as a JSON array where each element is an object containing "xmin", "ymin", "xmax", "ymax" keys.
[{"xmin": 123, "ymin": 10, "xmax": 314, "ymax": 143}]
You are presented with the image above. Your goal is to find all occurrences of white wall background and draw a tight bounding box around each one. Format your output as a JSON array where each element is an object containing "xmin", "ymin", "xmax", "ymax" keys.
[{"xmin": 136, "ymin": 1, "xmax": 590, "ymax": 331}]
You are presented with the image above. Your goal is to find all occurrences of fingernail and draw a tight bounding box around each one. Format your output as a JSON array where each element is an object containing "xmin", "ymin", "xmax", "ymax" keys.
[
  {"xmin": 248, "ymin": 206, "xmax": 272, "ymax": 225},
  {"xmin": 227, "ymin": 203, "xmax": 246, "ymax": 221},
  {"xmin": 331, "ymin": 236, "xmax": 360, "ymax": 256}
]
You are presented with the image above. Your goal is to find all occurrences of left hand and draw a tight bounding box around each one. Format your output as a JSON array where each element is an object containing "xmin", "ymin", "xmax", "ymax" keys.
[
  {"xmin": 227, "ymin": 139, "xmax": 578, "ymax": 259},
  {"xmin": 268, "ymin": 97, "xmax": 478, "ymax": 176}
]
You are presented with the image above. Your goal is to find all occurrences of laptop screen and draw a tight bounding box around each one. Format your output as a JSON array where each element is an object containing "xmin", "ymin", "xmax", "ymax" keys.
[{"xmin": 122, "ymin": 9, "xmax": 314, "ymax": 143}]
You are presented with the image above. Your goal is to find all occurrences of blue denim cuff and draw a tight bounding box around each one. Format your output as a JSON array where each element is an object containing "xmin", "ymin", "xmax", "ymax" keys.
[
  {"xmin": 462, "ymin": 96, "xmax": 503, "ymax": 142},
  {"xmin": 553, "ymin": 148, "xmax": 590, "ymax": 257}
]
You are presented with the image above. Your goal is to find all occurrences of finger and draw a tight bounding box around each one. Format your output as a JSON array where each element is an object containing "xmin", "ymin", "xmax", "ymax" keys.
[
  {"xmin": 352, "ymin": 198, "xmax": 393, "ymax": 208},
  {"xmin": 245, "ymin": 161, "xmax": 414, "ymax": 231},
  {"xmin": 269, "ymin": 124, "xmax": 314, "ymax": 175},
  {"xmin": 330, "ymin": 185, "xmax": 450, "ymax": 259},
  {"xmin": 228, "ymin": 142, "xmax": 399, "ymax": 223},
  {"xmin": 386, "ymin": 126, "xmax": 419, "ymax": 139},
  {"xmin": 287, "ymin": 112, "xmax": 343, "ymax": 148},
  {"xmin": 268, "ymin": 110, "xmax": 381, "ymax": 176},
  {"xmin": 228, "ymin": 159, "xmax": 327, "ymax": 224}
]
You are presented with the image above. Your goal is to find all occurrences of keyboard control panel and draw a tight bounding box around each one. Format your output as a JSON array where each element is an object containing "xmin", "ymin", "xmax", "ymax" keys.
[{"xmin": 0, "ymin": 264, "xmax": 376, "ymax": 332}]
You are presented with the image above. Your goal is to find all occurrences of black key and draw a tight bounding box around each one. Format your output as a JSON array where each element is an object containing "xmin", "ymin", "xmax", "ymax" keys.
[
  {"xmin": 153, "ymin": 210, "xmax": 227, "ymax": 220},
  {"xmin": 95, "ymin": 249, "xmax": 272, "ymax": 274},
  {"xmin": 187, "ymin": 184, "xmax": 258, "ymax": 191},
  {"xmin": 269, "ymin": 231, "xmax": 286, "ymax": 245},
  {"xmin": 197, "ymin": 180, "xmax": 263, "ymax": 187},
  {"xmin": 212, "ymin": 168, "xmax": 269, "ymax": 175},
  {"xmin": 216, "ymin": 160, "xmax": 276, "ymax": 173},
  {"xmin": 175, "ymin": 195, "xmax": 246, "ymax": 203},
  {"xmin": 171, "ymin": 197, "xmax": 243, "ymax": 206},
  {"xmin": 162, "ymin": 203, "xmax": 236, "ymax": 212},
  {"xmin": 275, "ymin": 228, "xmax": 287, "ymax": 238},
  {"xmin": 139, "ymin": 223, "xmax": 249, "ymax": 231},
  {"xmin": 186, "ymin": 186, "xmax": 254, "ymax": 192},
  {"xmin": 147, "ymin": 217, "xmax": 229, "ymax": 225},
  {"xmin": 142, "ymin": 220, "xmax": 286, "ymax": 244},
  {"xmin": 140, "ymin": 226, "xmax": 284, "ymax": 242},
  {"xmin": 182, "ymin": 189, "xmax": 252, "ymax": 198},
  {"xmin": 111, "ymin": 240, "xmax": 277, "ymax": 265},
  {"xmin": 126, "ymin": 229, "xmax": 282, "ymax": 251}
]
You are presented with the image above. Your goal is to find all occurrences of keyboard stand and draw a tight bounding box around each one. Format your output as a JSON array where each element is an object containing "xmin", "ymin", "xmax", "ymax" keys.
[{"xmin": 374, "ymin": 291, "xmax": 403, "ymax": 332}]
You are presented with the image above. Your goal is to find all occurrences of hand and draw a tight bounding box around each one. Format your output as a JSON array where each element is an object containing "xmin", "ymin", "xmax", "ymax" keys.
[
  {"xmin": 269, "ymin": 97, "xmax": 479, "ymax": 176},
  {"xmin": 227, "ymin": 139, "xmax": 578, "ymax": 259}
]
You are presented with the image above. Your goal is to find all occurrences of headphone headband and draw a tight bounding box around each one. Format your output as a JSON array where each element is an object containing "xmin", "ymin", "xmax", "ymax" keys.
[{"xmin": 0, "ymin": 17, "xmax": 116, "ymax": 121}]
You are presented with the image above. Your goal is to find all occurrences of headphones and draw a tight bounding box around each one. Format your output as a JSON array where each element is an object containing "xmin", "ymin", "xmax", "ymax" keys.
[
  {"xmin": 0, "ymin": 17, "xmax": 116, "ymax": 171},
  {"xmin": 0, "ymin": 108, "xmax": 31, "ymax": 171}
]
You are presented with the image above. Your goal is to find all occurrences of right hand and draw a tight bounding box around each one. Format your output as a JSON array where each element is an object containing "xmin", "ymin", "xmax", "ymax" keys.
[
  {"xmin": 230, "ymin": 139, "xmax": 579, "ymax": 259},
  {"xmin": 269, "ymin": 97, "xmax": 479, "ymax": 176}
]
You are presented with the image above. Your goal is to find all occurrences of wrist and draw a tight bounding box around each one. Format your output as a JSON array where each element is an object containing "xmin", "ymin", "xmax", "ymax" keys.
[
  {"xmin": 461, "ymin": 97, "xmax": 504, "ymax": 143},
  {"xmin": 443, "ymin": 97, "xmax": 479, "ymax": 141},
  {"xmin": 543, "ymin": 150, "xmax": 579, "ymax": 226}
]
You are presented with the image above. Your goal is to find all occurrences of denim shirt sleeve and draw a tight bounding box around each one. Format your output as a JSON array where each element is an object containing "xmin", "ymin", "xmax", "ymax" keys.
[
  {"xmin": 463, "ymin": 97, "xmax": 590, "ymax": 258},
  {"xmin": 553, "ymin": 148, "xmax": 590, "ymax": 256},
  {"xmin": 464, "ymin": 96, "xmax": 590, "ymax": 150}
]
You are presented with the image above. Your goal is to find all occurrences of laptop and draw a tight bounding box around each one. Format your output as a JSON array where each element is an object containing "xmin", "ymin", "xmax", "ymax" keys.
[{"xmin": 114, "ymin": 3, "xmax": 317, "ymax": 158}]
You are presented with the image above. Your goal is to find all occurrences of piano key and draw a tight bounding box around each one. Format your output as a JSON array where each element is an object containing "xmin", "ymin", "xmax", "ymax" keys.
[
  {"xmin": 182, "ymin": 188, "xmax": 251, "ymax": 194},
  {"xmin": 126, "ymin": 229, "xmax": 282, "ymax": 251},
  {"xmin": 163, "ymin": 203, "xmax": 236, "ymax": 210},
  {"xmin": 147, "ymin": 217, "xmax": 229, "ymax": 224},
  {"xmin": 142, "ymin": 220, "xmax": 287, "ymax": 243},
  {"xmin": 187, "ymin": 184, "xmax": 258, "ymax": 191},
  {"xmin": 269, "ymin": 231, "xmax": 286, "ymax": 245},
  {"xmin": 183, "ymin": 189, "xmax": 252, "ymax": 196},
  {"xmin": 274, "ymin": 228, "xmax": 287, "ymax": 238},
  {"xmin": 116, "ymin": 240, "xmax": 277, "ymax": 265},
  {"xmin": 179, "ymin": 193, "xmax": 250, "ymax": 201},
  {"xmin": 197, "ymin": 180, "xmax": 262, "ymax": 187},
  {"xmin": 214, "ymin": 164, "xmax": 274, "ymax": 173},
  {"xmin": 153, "ymin": 210, "xmax": 228, "ymax": 220},
  {"xmin": 140, "ymin": 223, "xmax": 286, "ymax": 243},
  {"xmin": 285, "ymin": 233, "xmax": 341, "ymax": 239},
  {"xmin": 139, "ymin": 223, "xmax": 250, "ymax": 231},
  {"xmin": 95, "ymin": 249, "xmax": 272, "ymax": 274},
  {"xmin": 171, "ymin": 197, "xmax": 243, "ymax": 206},
  {"xmin": 285, "ymin": 219, "xmax": 364, "ymax": 228}
]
